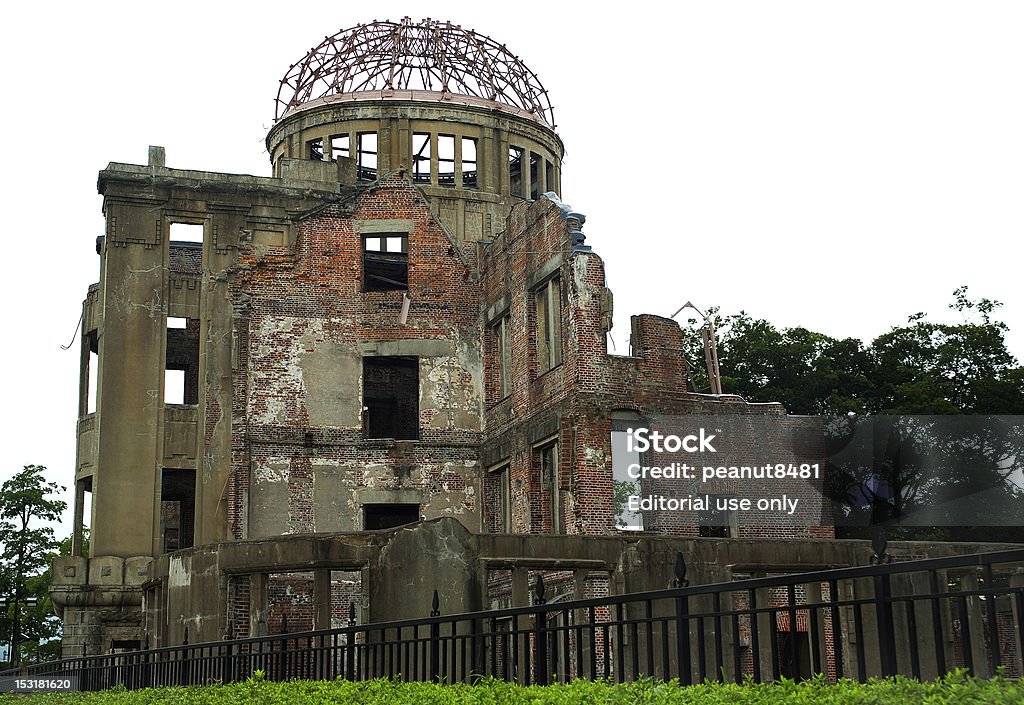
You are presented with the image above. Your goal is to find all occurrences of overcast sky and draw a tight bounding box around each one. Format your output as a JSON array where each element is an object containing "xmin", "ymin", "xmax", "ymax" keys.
[{"xmin": 1, "ymin": 1, "xmax": 1021, "ymax": 535}]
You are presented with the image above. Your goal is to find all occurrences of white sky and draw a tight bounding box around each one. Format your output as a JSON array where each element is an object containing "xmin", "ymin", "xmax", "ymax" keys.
[{"xmin": 1, "ymin": 1, "xmax": 1021, "ymax": 536}]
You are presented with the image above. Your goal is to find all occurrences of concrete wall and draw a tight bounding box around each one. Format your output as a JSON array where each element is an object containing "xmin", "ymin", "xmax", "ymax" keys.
[{"xmin": 135, "ymin": 517, "xmax": 1023, "ymax": 651}]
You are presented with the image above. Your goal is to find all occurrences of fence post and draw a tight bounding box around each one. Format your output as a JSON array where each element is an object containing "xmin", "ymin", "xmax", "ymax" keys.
[
  {"xmin": 871, "ymin": 530, "xmax": 897, "ymax": 677},
  {"xmin": 534, "ymin": 575, "xmax": 548, "ymax": 685},
  {"xmin": 673, "ymin": 552, "xmax": 692, "ymax": 685},
  {"xmin": 429, "ymin": 590, "xmax": 441, "ymax": 681},
  {"xmin": 181, "ymin": 627, "xmax": 190, "ymax": 687},
  {"xmin": 142, "ymin": 633, "xmax": 151, "ymax": 689},
  {"xmin": 346, "ymin": 602, "xmax": 357, "ymax": 680}
]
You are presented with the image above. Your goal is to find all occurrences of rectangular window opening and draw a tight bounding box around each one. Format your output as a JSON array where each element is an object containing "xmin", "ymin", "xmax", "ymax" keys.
[
  {"xmin": 363, "ymin": 356, "xmax": 418, "ymax": 440},
  {"xmin": 699, "ymin": 494, "xmax": 737, "ymax": 538},
  {"xmin": 110, "ymin": 640, "xmax": 141, "ymax": 654},
  {"xmin": 166, "ymin": 317, "xmax": 200, "ymax": 404},
  {"xmin": 611, "ymin": 414, "xmax": 645, "ymax": 531},
  {"xmin": 329, "ymin": 570, "xmax": 362, "ymax": 629},
  {"xmin": 535, "ymin": 276, "xmax": 562, "ymax": 373},
  {"xmin": 485, "ymin": 464, "xmax": 511, "ymax": 533},
  {"xmin": 307, "ymin": 137, "xmax": 325, "ymax": 161},
  {"xmin": 437, "ymin": 135, "xmax": 456, "ymax": 186},
  {"xmin": 535, "ymin": 441, "xmax": 561, "ymax": 533},
  {"xmin": 545, "ymin": 159, "xmax": 555, "ymax": 196},
  {"xmin": 530, "ymin": 153, "xmax": 541, "ymax": 200},
  {"xmin": 357, "ymin": 132, "xmax": 378, "ymax": 181},
  {"xmin": 462, "ymin": 137, "xmax": 478, "ymax": 189},
  {"xmin": 363, "ymin": 503, "xmax": 420, "ymax": 530},
  {"xmin": 164, "ymin": 369, "xmax": 185, "ymax": 404},
  {"xmin": 169, "ymin": 222, "xmax": 203, "ymax": 244},
  {"xmin": 160, "ymin": 468, "xmax": 195, "ymax": 553},
  {"xmin": 363, "ymin": 233, "xmax": 408, "ymax": 291},
  {"xmin": 81, "ymin": 478, "xmax": 93, "ymax": 531},
  {"xmin": 86, "ymin": 342, "xmax": 98, "ymax": 415},
  {"xmin": 412, "ymin": 132, "xmax": 431, "ymax": 183},
  {"xmin": 508, "ymin": 146, "xmax": 524, "ymax": 198},
  {"xmin": 330, "ymin": 134, "xmax": 350, "ymax": 159},
  {"xmin": 493, "ymin": 314, "xmax": 512, "ymax": 399}
]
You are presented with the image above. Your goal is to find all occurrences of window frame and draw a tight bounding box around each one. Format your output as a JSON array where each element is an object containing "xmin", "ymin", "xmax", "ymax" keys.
[
  {"xmin": 362, "ymin": 233, "xmax": 409, "ymax": 292},
  {"xmin": 362, "ymin": 355, "xmax": 419, "ymax": 441},
  {"xmin": 535, "ymin": 276, "xmax": 562, "ymax": 373},
  {"xmin": 534, "ymin": 438, "xmax": 562, "ymax": 534},
  {"xmin": 493, "ymin": 313, "xmax": 512, "ymax": 399},
  {"xmin": 485, "ymin": 462, "xmax": 511, "ymax": 533}
]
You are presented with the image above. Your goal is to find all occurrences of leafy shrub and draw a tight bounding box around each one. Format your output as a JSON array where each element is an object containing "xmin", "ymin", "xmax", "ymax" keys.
[{"xmin": 12, "ymin": 671, "xmax": 1024, "ymax": 705}]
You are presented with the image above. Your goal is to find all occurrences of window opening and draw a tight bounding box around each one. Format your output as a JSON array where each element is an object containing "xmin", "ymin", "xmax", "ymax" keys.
[
  {"xmin": 485, "ymin": 464, "xmax": 511, "ymax": 533},
  {"xmin": 493, "ymin": 314, "xmax": 512, "ymax": 399},
  {"xmin": 329, "ymin": 570, "xmax": 362, "ymax": 629},
  {"xmin": 357, "ymin": 132, "xmax": 378, "ymax": 181},
  {"xmin": 545, "ymin": 159, "xmax": 555, "ymax": 196},
  {"xmin": 86, "ymin": 334, "xmax": 98, "ymax": 414},
  {"xmin": 307, "ymin": 137, "xmax": 325, "ymax": 161},
  {"xmin": 777, "ymin": 631, "xmax": 812, "ymax": 680},
  {"xmin": 362, "ymin": 233, "xmax": 408, "ymax": 291},
  {"xmin": 363, "ymin": 356, "xmax": 418, "ymax": 440},
  {"xmin": 363, "ymin": 503, "xmax": 420, "ymax": 530},
  {"xmin": 530, "ymin": 153, "xmax": 541, "ymax": 200},
  {"xmin": 437, "ymin": 135, "xmax": 456, "ymax": 186},
  {"xmin": 169, "ymin": 222, "xmax": 203, "ymax": 244},
  {"xmin": 267, "ymin": 572, "xmax": 314, "ymax": 634},
  {"xmin": 160, "ymin": 468, "xmax": 195, "ymax": 553},
  {"xmin": 461, "ymin": 137, "xmax": 478, "ymax": 189},
  {"xmin": 73, "ymin": 477, "xmax": 93, "ymax": 557},
  {"xmin": 611, "ymin": 413, "xmax": 644, "ymax": 531},
  {"xmin": 110, "ymin": 640, "xmax": 141, "ymax": 654},
  {"xmin": 412, "ymin": 133, "xmax": 431, "ymax": 183},
  {"xmin": 166, "ymin": 317, "xmax": 200, "ymax": 404},
  {"xmin": 164, "ymin": 370, "xmax": 186, "ymax": 405},
  {"xmin": 508, "ymin": 146, "xmax": 524, "ymax": 197},
  {"xmin": 699, "ymin": 494, "xmax": 737, "ymax": 538},
  {"xmin": 535, "ymin": 276, "xmax": 562, "ymax": 372},
  {"xmin": 535, "ymin": 441, "xmax": 561, "ymax": 533},
  {"xmin": 330, "ymin": 134, "xmax": 350, "ymax": 159}
]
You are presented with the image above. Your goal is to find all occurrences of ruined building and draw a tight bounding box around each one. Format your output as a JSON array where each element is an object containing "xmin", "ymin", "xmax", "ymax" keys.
[{"xmin": 52, "ymin": 18, "xmax": 955, "ymax": 661}]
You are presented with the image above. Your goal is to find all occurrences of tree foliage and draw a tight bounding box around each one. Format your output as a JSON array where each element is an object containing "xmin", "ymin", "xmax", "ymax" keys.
[
  {"xmin": 684, "ymin": 287, "xmax": 1024, "ymax": 415},
  {"xmin": 682, "ymin": 288, "xmax": 1024, "ymax": 543},
  {"xmin": 0, "ymin": 464, "xmax": 67, "ymax": 665}
]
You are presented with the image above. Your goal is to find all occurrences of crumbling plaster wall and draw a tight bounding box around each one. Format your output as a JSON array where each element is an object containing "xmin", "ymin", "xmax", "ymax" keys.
[{"xmin": 230, "ymin": 177, "xmax": 485, "ymax": 540}]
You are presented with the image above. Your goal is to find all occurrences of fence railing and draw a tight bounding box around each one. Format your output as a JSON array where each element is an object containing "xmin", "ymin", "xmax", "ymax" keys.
[{"xmin": 8, "ymin": 545, "xmax": 1024, "ymax": 690}]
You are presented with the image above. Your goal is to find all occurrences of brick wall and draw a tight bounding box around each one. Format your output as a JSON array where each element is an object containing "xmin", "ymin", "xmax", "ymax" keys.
[
  {"xmin": 226, "ymin": 177, "xmax": 484, "ymax": 539},
  {"xmin": 480, "ymin": 196, "xmax": 833, "ymax": 540}
]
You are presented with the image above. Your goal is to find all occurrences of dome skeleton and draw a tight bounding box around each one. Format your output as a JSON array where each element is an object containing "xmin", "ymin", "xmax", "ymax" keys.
[{"xmin": 275, "ymin": 17, "xmax": 555, "ymax": 127}]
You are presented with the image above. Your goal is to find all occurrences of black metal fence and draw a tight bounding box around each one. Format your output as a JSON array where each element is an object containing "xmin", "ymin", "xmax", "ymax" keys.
[{"xmin": 7, "ymin": 546, "xmax": 1024, "ymax": 690}]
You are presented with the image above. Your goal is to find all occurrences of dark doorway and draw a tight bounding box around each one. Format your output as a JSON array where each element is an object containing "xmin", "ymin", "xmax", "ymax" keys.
[
  {"xmin": 160, "ymin": 469, "xmax": 195, "ymax": 552},
  {"xmin": 777, "ymin": 630, "xmax": 811, "ymax": 680}
]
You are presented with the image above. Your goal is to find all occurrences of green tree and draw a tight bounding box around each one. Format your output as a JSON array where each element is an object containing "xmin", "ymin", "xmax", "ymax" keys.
[
  {"xmin": 684, "ymin": 311, "xmax": 875, "ymax": 414},
  {"xmin": 684, "ymin": 287, "xmax": 1024, "ymax": 415},
  {"xmin": 869, "ymin": 287, "xmax": 1024, "ymax": 414},
  {"xmin": 683, "ymin": 288, "xmax": 1024, "ymax": 543},
  {"xmin": 0, "ymin": 465, "xmax": 66, "ymax": 666}
]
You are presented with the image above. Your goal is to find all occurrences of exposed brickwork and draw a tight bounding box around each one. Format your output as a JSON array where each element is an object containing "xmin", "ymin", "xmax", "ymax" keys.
[
  {"xmin": 225, "ymin": 177, "xmax": 484, "ymax": 540},
  {"xmin": 479, "ymin": 197, "xmax": 834, "ymax": 540}
]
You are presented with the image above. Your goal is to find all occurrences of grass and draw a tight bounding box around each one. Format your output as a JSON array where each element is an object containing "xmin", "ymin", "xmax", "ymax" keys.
[{"xmin": 8, "ymin": 671, "xmax": 1024, "ymax": 704}]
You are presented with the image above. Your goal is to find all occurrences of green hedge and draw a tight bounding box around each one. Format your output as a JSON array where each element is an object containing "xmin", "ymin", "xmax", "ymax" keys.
[{"xmin": 13, "ymin": 671, "xmax": 1024, "ymax": 705}]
